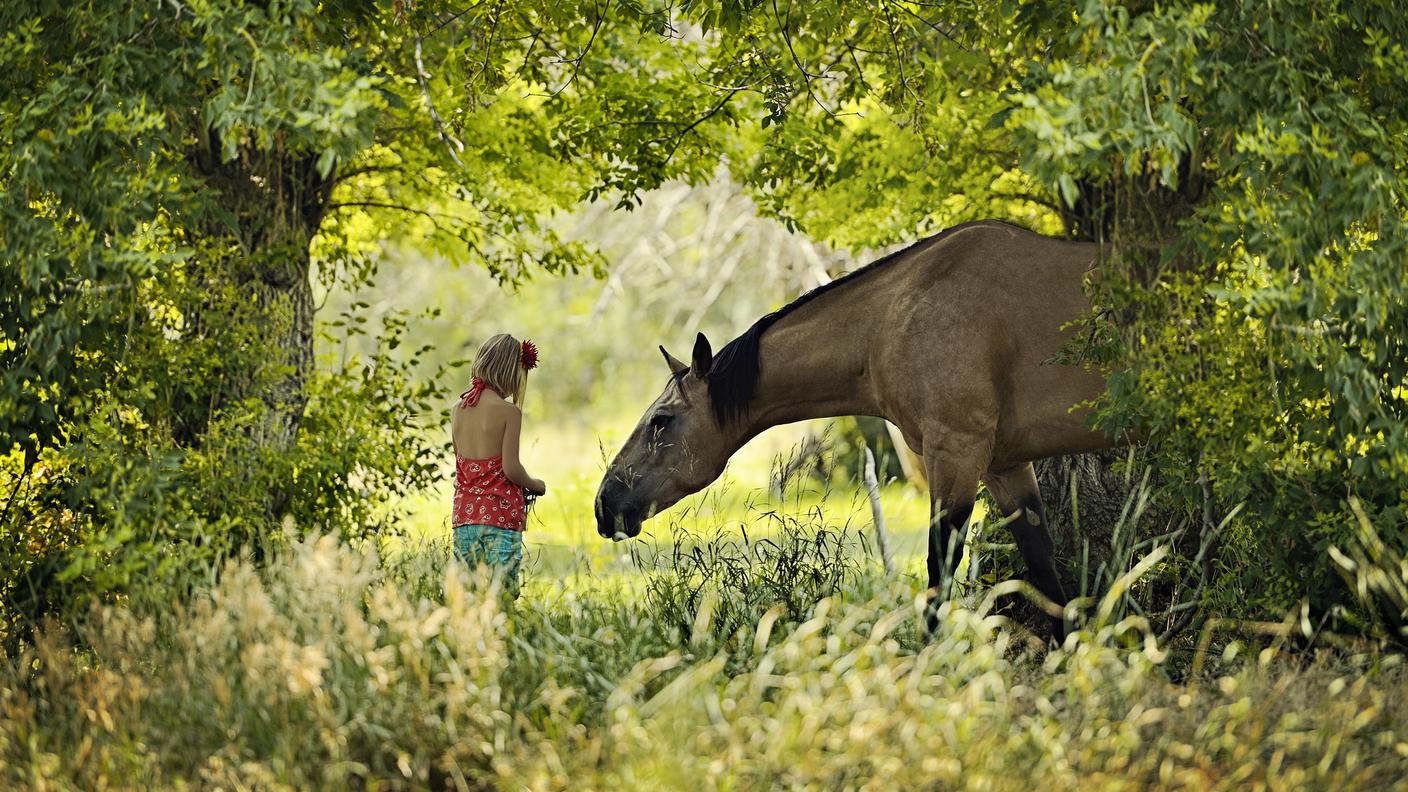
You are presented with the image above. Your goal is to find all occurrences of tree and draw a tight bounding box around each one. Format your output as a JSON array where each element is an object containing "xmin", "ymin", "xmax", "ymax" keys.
[
  {"xmin": 1003, "ymin": 0, "xmax": 1408, "ymax": 628},
  {"xmin": 0, "ymin": 0, "xmax": 595, "ymax": 627}
]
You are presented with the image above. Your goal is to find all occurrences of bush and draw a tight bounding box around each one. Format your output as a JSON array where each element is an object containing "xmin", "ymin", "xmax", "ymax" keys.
[{"xmin": 0, "ymin": 309, "xmax": 445, "ymax": 648}]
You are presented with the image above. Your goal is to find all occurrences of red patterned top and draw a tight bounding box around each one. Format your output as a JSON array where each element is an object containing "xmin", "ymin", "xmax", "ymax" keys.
[
  {"xmin": 451, "ymin": 378, "xmax": 527, "ymax": 532},
  {"xmin": 452, "ymin": 454, "xmax": 526, "ymax": 531}
]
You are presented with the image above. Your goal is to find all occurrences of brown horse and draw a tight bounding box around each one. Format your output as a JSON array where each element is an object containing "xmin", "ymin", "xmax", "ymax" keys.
[{"xmin": 595, "ymin": 220, "xmax": 1122, "ymax": 632}]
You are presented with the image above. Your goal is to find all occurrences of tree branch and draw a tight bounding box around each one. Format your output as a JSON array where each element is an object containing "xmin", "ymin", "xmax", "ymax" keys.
[
  {"xmin": 0, "ymin": 449, "xmax": 33, "ymax": 530},
  {"xmin": 518, "ymin": 26, "xmax": 543, "ymax": 73},
  {"xmin": 879, "ymin": 2, "xmax": 919, "ymax": 109},
  {"xmin": 772, "ymin": 0, "xmax": 838, "ymax": 116},
  {"xmin": 414, "ymin": 33, "xmax": 464, "ymax": 167},
  {"xmin": 891, "ymin": 2, "xmax": 977, "ymax": 55},
  {"xmin": 327, "ymin": 201, "xmax": 466, "ymax": 239},
  {"xmin": 426, "ymin": 3, "xmax": 482, "ymax": 37},
  {"xmin": 843, "ymin": 35, "xmax": 871, "ymax": 94},
  {"xmin": 659, "ymin": 88, "xmax": 743, "ymax": 167},
  {"xmin": 467, "ymin": 0, "xmax": 504, "ymax": 99},
  {"xmin": 546, "ymin": 0, "xmax": 603, "ymax": 98}
]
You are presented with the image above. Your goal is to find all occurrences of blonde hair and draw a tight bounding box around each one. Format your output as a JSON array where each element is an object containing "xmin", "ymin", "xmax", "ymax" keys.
[{"xmin": 471, "ymin": 333, "xmax": 528, "ymax": 404}]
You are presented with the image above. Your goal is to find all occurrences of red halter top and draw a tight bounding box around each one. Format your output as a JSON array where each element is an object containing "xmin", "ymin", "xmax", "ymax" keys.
[{"xmin": 451, "ymin": 378, "xmax": 527, "ymax": 532}]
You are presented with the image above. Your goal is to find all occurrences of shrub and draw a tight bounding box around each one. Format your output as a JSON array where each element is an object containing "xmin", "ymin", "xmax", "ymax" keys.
[{"xmin": 0, "ymin": 310, "xmax": 444, "ymax": 647}]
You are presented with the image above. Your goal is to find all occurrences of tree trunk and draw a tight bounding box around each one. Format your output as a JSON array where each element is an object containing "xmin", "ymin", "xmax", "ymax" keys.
[
  {"xmin": 885, "ymin": 420, "xmax": 927, "ymax": 488},
  {"xmin": 246, "ymin": 242, "xmax": 317, "ymax": 453},
  {"xmin": 1034, "ymin": 451, "xmax": 1134, "ymax": 579},
  {"xmin": 177, "ymin": 135, "xmax": 333, "ymax": 518}
]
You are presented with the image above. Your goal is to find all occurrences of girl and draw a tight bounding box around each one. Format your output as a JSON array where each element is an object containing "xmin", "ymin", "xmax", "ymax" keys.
[{"xmin": 451, "ymin": 333, "xmax": 546, "ymax": 598}]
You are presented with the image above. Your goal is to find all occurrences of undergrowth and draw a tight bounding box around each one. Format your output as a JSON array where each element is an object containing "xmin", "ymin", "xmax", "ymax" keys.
[{"xmin": 2, "ymin": 521, "xmax": 1407, "ymax": 790}]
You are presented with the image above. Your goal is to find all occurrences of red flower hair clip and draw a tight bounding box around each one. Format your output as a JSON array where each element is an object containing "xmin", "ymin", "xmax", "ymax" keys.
[{"xmin": 520, "ymin": 339, "xmax": 539, "ymax": 371}]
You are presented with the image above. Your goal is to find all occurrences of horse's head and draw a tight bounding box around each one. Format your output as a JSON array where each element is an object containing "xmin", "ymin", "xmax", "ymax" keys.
[{"xmin": 596, "ymin": 333, "xmax": 734, "ymax": 539}]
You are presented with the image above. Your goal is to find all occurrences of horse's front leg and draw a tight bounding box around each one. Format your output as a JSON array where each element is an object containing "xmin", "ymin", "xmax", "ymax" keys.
[
  {"xmin": 922, "ymin": 436, "xmax": 988, "ymax": 637},
  {"xmin": 983, "ymin": 461, "xmax": 1070, "ymax": 640}
]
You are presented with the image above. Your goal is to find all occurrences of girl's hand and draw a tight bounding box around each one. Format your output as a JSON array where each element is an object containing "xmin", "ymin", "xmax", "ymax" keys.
[{"xmin": 528, "ymin": 479, "xmax": 547, "ymax": 496}]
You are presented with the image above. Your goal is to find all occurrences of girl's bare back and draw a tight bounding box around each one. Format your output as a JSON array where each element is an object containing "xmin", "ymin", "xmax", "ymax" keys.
[
  {"xmin": 451, "ymin": 389, "xmax": 543, "ymax": 495},
  {"xmin": 452, "ymin": 392, "xmax": 515, "ymax": 459}
]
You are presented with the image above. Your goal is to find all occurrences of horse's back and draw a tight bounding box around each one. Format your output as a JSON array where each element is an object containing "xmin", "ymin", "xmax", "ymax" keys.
[
  {"xmin": 926, "ymin": 220, "xmax": 1098, "ymax": 296},
  {"xmin": 888, "ymin": 220, "xmax": 1098, "ymax": 352},
  {"xmin": 881, "ymin": 221, "xmax": 1109, "ymax": 464}
]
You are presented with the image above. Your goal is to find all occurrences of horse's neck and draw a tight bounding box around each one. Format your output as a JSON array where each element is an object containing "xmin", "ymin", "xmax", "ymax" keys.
[{"xmin": 739, "ymin": 293, "xmax": 883, "ymax": 441}]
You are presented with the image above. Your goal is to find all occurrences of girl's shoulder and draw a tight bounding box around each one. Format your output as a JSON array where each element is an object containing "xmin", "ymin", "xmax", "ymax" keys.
[
  {"xmin": 478, "ymin": 397, "xmax": 522, "ymax": 424},
  {"xmin": 487, "ymin": 398, "xmax": 521, "ymax": 415},
  {"xmin": 451, "ymin": 394, "xmax": 520, "ymax": 413}
]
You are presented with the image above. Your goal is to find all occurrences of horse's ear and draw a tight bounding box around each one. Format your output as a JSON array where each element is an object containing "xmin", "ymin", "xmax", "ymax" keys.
[
  {"xmin": 691, "ymin": 333, "xmax": 713, "ymax": 378},
  {"xmin": 659, "ymin": 345, "xmax": 688, "ymax": 376}
]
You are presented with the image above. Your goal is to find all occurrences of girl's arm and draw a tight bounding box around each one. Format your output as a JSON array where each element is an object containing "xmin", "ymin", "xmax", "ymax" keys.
[{"xmin": 501, "ymin": 407, "xmax": 546, "ymax": 495}]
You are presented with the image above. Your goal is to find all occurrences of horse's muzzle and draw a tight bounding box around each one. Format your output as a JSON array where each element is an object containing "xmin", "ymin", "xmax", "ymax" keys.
[
  {"xmin": 594, "ymin": 505, "xmax": 642, "ymax": 540},
  {"xmin": 594, "ymin": 483, "xmax": 644, "ymax": 540}
]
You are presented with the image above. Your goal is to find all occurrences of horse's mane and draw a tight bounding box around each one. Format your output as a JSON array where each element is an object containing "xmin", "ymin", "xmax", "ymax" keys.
[{"xmin": 705, "ymin": 220, "xmax": 1028, "ymax": 425}]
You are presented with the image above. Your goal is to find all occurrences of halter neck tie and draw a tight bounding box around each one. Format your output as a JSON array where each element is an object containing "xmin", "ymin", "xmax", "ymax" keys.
[{"xmin": 459, "ymin": 377, "xmax": 505, "ymax": 408}]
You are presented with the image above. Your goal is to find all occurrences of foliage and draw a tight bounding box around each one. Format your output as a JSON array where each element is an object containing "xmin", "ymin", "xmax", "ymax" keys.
[
  {"xmin": 2, "ymin": 1, "xmax": 371, "ymax": 455},
  {"xmin": 4, "ymin": 531, "xmax": 1408, "ymax": 790},
  {"xmin": 999, "ymin": 0, "xmax": 1408, "ymax": 623},
  {"xmin": 0, "ymin": 308, "xmax": 444, "ymax": 644},
  {"xmin": 6, "ymin": 0, "xmax": 1407, "ymax": 647},
  {"xmin": 0, "ymin": 0, "xmax": 582, "ymax": 634}
]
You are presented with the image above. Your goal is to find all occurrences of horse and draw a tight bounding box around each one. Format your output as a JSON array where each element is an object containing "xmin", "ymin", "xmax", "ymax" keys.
[{"xmin": 594, "ymin": 219, "xmax": 1123, "ymax": 634}]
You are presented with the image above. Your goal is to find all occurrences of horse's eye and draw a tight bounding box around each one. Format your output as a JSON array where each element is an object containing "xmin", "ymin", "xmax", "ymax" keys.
[{"xmin": 649, "ymin": 413, "xmax": 674, "ymax": 432}]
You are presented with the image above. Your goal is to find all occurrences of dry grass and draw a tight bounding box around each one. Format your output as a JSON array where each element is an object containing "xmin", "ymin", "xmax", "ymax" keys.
[{"xmin": 2, "ymin": 530, "xmax": 1406, "ymax": 791}]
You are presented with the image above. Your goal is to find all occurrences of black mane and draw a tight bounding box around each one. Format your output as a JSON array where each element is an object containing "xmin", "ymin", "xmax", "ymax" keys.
[{"xmin": 704, "ymin": 221, "xmax": 1022, "ymax": 425}]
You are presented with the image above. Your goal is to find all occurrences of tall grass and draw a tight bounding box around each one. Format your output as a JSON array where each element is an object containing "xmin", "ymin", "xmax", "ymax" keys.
[{"xmin": 3, "ymin": 524, "xmax": 1407, "ymax": 790}]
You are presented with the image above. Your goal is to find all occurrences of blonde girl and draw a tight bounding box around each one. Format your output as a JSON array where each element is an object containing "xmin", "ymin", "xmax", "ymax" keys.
[{"xmin": 450, "ymin": 333, "xmax": 545, "ymax": 597}]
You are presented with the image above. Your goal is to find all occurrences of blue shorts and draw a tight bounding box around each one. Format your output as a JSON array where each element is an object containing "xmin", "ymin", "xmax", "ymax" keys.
[{"xmin": 452, "ymin": 524, "xmax": 524, "ymax": 598}]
